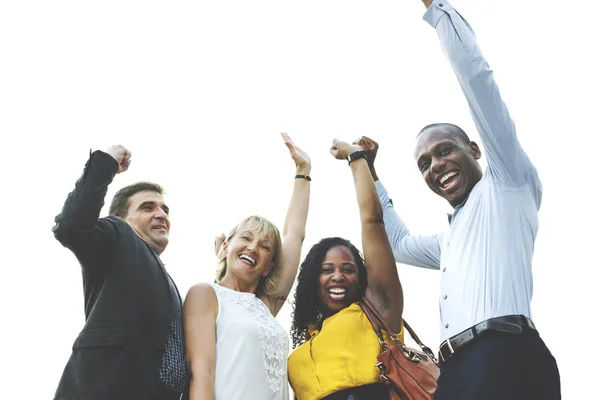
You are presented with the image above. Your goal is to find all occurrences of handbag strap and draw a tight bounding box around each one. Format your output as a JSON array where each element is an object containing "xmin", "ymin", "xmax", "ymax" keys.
[
  {"xmin": 359, "ymin": 297, "xmax": 402, "ymax": 345},
  {"xmin": 358, "ymin": 298, "xmax": 387, "ymax": 344},
  {"xmin": 402, "ymin": 319, "xmax": 438, "ymax": 364},
  {"xmin": 359, "ymin": 297, "xmax": 438, "ymax": 364}
]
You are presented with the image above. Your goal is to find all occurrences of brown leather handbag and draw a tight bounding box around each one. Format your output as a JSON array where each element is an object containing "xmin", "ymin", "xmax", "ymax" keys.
[{"xmin": 359, "ymin": 298, "xmax": 440, "ymax": 400}]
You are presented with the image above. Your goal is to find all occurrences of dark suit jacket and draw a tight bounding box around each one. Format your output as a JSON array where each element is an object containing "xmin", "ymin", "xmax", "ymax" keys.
[{"xmin": 52, "ymin": 151, "xmax": 179, "ymax": 400}]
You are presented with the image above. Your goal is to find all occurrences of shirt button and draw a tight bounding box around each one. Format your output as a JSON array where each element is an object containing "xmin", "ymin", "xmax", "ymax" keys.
[
  {"xmin": 445, "ymin": 324, "xmax": 449, "ymax": 328},
  {"xmin": 443, "ymin": 295, "xmax": 448, "ymax": 300},
  {"xmin": 439, "ymin": 3, "xmax": 444, "ymax": 7},
  {"xmin": 442, "ymin": 267, "xmax": 446, "ymax": 272}
]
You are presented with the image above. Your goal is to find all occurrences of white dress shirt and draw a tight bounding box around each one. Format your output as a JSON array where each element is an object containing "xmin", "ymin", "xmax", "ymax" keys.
[{"xmin": 377, "ymin": 0, "xmax": 542, "ymax": 342}]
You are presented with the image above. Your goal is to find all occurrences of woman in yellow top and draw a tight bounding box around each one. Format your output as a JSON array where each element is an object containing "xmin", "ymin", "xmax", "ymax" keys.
[{"xmin": 288, "ymin": 137, "xmax": 405, "ymax": 400}]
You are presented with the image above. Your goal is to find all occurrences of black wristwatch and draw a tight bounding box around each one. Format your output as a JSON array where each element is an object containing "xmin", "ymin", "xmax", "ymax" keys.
[{"xmin": 347, "ymin": 150, "xmax": 367, "ymax": 165}]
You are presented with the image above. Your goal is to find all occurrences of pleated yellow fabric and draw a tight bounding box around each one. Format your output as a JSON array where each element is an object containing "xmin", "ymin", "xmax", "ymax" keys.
[{"xmin": 288, "ymin": 302, "xmax": 404, "ymax": 400}]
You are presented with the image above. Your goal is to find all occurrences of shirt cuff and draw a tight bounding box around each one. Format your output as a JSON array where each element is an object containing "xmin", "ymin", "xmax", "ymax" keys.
[
  {"xmin": 423, "ymin": 0, "xmax": 453, "ymax": 28},
  {"xmin": 375, "ymin": 179, "xmax": 392, "ymax": 206}
]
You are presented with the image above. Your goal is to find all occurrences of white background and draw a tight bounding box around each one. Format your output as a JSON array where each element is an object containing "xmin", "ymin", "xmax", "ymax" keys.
[{"xmin": 1, "ymin": 0, "xmax": 598, "ymax": 398}]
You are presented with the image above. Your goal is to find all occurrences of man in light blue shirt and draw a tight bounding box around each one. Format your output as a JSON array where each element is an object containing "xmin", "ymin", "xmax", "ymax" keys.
[{"xmin": 356, "ymin": 1, "xmax": 560, "ymax": 398}]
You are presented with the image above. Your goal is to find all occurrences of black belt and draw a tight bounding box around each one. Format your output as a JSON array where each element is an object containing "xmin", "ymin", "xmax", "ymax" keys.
[
  {"xmin": 321, "ymin": 383, "xmax": 390, "ymax": 400},
  {"xmin": 438, "ymin": 314, "xmax": 536, "ymax": 363}
]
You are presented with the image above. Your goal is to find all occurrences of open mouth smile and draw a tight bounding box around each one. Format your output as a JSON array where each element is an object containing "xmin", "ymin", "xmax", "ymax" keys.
[
  {"xmin": 437, "ymin": 171, "xmax": 459, "ymax": 191},
  {"xmin": 327, "ymin": 287, "xmax": 347, "ymax": 302},
  {"xmin": 239, "ymin": 254, "xmax": 256, "ymax": 266}
]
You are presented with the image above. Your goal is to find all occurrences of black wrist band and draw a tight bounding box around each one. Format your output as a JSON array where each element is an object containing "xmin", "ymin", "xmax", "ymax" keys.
[
  {"xmin": 295, "ymin": 174, "xmax": 311, "ymax": 181},
  {"xmin": 347, "ymin": 150, "xmax": 367, "ymax": 165}
]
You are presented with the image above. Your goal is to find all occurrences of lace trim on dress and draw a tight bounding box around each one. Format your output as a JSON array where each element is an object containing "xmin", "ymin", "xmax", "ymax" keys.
[{"xmin": 214, "ymin": 285, "xmax": 288, "ymax": 393}]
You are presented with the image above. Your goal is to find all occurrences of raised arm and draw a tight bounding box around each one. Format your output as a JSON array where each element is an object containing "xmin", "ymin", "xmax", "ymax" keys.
[
  {"xmin": 421, "ymin": 0, "xmax": 535, "ymax": 186},
  {"xmin": 330, "ymin": 139, "xmax": 403, "ymax": 333},
  {"xmin": 184, "ymin": 283, "xmax": 218, "ymax": 400},
  {"xmin": 52, "ymin": 145, "xmax": 131, "ymax": 268},
  {"xmin": 266, "ymin": 133, "xmax": 311, "ymax": 315},
  {"xmin": 355, "ymin": 136, "xmax": 442, "ymax": 270}
]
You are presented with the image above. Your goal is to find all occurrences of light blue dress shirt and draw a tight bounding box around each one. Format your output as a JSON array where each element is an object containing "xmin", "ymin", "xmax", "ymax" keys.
[{"xmin": 376, "ymin": 0, "xmax": 542, "ymax": 342}]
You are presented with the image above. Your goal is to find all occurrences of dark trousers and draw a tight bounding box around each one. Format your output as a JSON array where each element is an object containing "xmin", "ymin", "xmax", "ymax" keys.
[
  {"xmin": 153, "ymin": 381, "xmax": 188, "ymax": 400},
  {"xmin": 436, "ymin": 328, "xmax": 560, "ymax": 400}
]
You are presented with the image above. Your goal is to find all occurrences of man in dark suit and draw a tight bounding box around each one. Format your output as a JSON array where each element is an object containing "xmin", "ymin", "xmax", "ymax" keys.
[{"xmin": 53, "ymin": 144, "xmax": 188, "ymax": 400}]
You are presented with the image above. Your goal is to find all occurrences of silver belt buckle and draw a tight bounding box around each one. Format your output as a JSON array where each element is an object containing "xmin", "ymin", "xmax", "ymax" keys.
[
  {"xmin": 445, "ymin": 338, "xmax": 455, "ymax": 355},
  {"xmin": 439, "ymin": 338, "xmax": 455, "ymax": 362}
]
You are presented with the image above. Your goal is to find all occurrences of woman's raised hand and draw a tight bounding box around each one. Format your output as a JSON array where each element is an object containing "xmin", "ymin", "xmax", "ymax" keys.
[{"xmin": 281, "ymin": 132, "xmax": 311, "ymax": 175}]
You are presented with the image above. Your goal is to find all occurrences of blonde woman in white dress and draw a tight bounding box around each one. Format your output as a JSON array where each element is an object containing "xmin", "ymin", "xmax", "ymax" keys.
[{"xmin": 183, "ymin": 133, "xmax": 311, "ymax": 400}]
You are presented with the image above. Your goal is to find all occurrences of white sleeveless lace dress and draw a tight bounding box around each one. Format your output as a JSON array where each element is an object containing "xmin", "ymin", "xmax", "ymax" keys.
[{"xmin": 210, "ymin": 283, "xmax": 289, "ymax": 400}]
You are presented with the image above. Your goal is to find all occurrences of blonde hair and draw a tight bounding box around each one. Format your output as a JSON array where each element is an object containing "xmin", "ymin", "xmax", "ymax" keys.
[{"xmin": 216, "ymin": 215, "xmax": 283, "ymax": 297}]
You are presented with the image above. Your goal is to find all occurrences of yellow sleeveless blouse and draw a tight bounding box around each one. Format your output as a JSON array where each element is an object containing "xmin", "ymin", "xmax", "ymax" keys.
[{"xmin": 287, "ymin": 302, "xmax": 404, "ymax": 400}]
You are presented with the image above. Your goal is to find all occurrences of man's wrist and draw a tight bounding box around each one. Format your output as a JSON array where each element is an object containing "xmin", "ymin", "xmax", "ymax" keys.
[{"xmin": 369, "ymin": 168, "xmax": 380, "ymax": 182}]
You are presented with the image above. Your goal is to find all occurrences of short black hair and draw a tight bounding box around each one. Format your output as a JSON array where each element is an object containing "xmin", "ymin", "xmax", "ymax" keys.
[
  {"xmin": 109, "ymin": 182, "xmax": 164, "ymax": 218},
  {"xmin": 418, "ymin": 123, "xmax": 471, "ymax": 145}
]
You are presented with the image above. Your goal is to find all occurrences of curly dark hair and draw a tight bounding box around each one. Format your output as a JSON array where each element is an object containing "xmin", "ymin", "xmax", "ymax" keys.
[{"xmin": 290, "ymin": 237, "xmax": 368, "ymax": 348}]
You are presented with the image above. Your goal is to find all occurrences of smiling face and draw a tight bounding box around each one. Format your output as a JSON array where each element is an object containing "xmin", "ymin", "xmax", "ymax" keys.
[
  {"xmin": 123, "ymin": 190, "xmax": 170, "ymax": 254},
  {"xmin": 317, "ymin": 245, "xmax": 362, "ymax": 318},
  {"xmin": 415, "ymin": 126, "xmax": 483, "ymax": 208},
  {"xmin": 223, "ymin": 220, "xmax": 276, "ymax": 285}
]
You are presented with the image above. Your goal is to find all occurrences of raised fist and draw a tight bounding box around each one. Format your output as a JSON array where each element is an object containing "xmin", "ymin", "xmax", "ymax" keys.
[
  {"xmin": 105, "ymin": 145, "xmax": 131, "ymax": 174},
  {"xmin": 330, "ymin": 139, "xmax": 362, "ymax": 161},
  {"xmin": 352, "ymin": 136, "xmax": 379, "ymax": 169}
]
